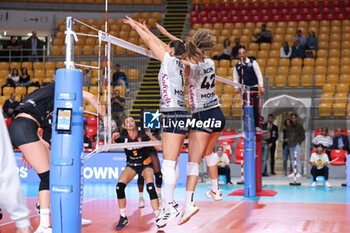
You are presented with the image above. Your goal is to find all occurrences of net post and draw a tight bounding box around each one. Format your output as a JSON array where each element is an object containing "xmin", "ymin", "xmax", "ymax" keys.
[
  {"xmin": 65, "ymin": 16, "xmax": 75, "ymax": 70},
  {"xmin": 243, "ymin": 104, "xmax": 256, "ymax": 197},
  {"xmin": 50, "ymin": 16, "xmax": 83, "ymax": 233}
]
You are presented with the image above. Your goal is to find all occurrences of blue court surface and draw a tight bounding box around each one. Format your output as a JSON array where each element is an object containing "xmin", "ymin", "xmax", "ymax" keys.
[{"xmin": 21, "ymin": 182, "xmax": 350, "ymax": 204}]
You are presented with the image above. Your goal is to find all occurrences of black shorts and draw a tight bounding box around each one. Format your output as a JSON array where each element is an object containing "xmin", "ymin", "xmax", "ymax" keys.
[
  {"xmin": 191, "ymin": 106, "xmax": 226, "ymax": 134},
  {"xmin": 127, "ymin": 163, "xmax": 153, "ymax": 175},
  {"xmin": 8, "ymin": 117, "xmax": 40, "ymax": 147},
  {"xmin": 162, "ymin": 111, "xmax": 190, "ymax": 135}
]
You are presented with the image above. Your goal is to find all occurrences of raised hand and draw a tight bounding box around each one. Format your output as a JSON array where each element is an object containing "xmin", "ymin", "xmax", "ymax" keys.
[{"xmin": 156, "ymin": 23, "xmax": 167, "ymax": 34}]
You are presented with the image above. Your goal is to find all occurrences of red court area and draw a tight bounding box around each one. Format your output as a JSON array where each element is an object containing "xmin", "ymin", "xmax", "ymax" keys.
[{"xmin": 1, "ymin": 198, "xmax": 350, "ymax": 233}]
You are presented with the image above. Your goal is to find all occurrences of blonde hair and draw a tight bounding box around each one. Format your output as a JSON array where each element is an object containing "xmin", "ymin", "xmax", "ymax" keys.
[{"xmin": 186, "ymin": 28, "xmax": 216, "ymax": 62}]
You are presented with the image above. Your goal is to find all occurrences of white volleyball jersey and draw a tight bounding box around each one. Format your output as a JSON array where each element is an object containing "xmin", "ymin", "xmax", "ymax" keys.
[
  {"xmin": 158, "ymin": 52, "xmax": 187, "ymax": 112},
  {"xmin": 188, "ymin": 58, "xmax": 220, "ymax": 114}
]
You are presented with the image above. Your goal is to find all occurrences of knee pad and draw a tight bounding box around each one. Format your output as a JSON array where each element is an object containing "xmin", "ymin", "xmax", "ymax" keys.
[
  {"xmin": 38, "ymin": 170, "xmax": 50, "ymax": 191},
  {"xmin": 154, "ymin": 172, "xmax": 162, "ymax": 186},
  {"xmin": 116, "ymin": 182, "xmax": 126, "ymax": 199},
  {"xmin": 162, "ymin": 160, "xmax": 176, "ymax": 185},
  {"xmin": 146, "ymin": 183, "xmax": 158, "ymax": 200},
  {"xmin": 187, "ymin": 162, "xmax": 199, "ymax": 176},
  {"xmin": 137, "ymin": 174, "xmax": 145, "ymax": 186},
  {"xmin": 204, "ymin": 153, "xmax": 218, "ymax": 167}
]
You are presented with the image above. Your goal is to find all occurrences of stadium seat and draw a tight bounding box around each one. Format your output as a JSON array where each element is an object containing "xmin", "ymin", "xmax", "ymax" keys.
[
  {"xmin": 323, "ymin": 83, "xmax": 335, "ymax": 93},
  {"xmin": 330, "ymin": 150, "xmax": 346, "ymax": 165},
  {"xmin": 27, "ymin": 86, "xmax": 38, "ymax": 94},
  {"xmin": 302, "ymin": 66, "xmax": 314, "ymax": 75},
  {"xmin": 15, "ymin": 86, "xmax": 26, "ymax": 97},
  {"xmin": 279, "ymin": 58, "xmax": 290, "ymax": 67},
  {"xmin": 329, "ymin": 49, "xmax": 340, "ymax": 58},
  {"xmin": 319, "ymin": 103, "xmax": 332, "ymax": 117},
  {"xmin": 264, "ymin": 67, "xmax": 276, "ymax": 78},
  {"xmin": 2, "ymin": 86, "xmax": 14, "ymax": 96},
  {"xmin": 327, "ymin": 74, "xmax": 339, "ymax": 85},
  {"xmin": 21, "ymin": 62, "xmax": 32, "ymax": 70},
  {"xmin": 301, "ymin": 75, "xmax": 313, "ymax": 86},
  {"xmin": 269, "ymin": 50, "xmax": 279, "ymax": 59},
  {"xmin": 337, "ymin": 84, "xmax": 349, "ymax": 94},
  {"xmin": 290, "ymin": 67, "xmax": 301, "ymax": 76},
  {"xmin": 317, "ymin": 50, "xmax": 328, "ymax": 58},
  {"xmin": 275, "ymin": 75, "xmax": 287, "ymax": 87},
  {"xmin": 333, "ymin": 103, "xmax": 347, "ymax": 117},
  {"xmin": 334, "ymin": 93, "xmax": 347, "ymax": 104},
  {"xmin": 328, "ymin": 57, "xmax": 339, "ymax": 67},
  {"xmin": 291, "ymin": 58, "xmax": 302, "ymax": 67},
  {"xmin": 316, "ymin": 57, "xmax": 327, "ymax": 67},
  {"xmin": 234, "ymin": 138, "xmax": 244, "ymax": 164},
  {"xmin": 315, "ymin": 74, "xmax": 326, "ymax": 86},
  {"xmin": 328, "ymin": 66, "xmax": 339, "ymax": 75},
  {"xmin": 320, "ymin": 93, "xmax": 333, "ymax": 104},
  {"xmin": 232, "ymin": 103, "xmax": 242, "ymax": 117},
  {"xmin": 10, "ymin": 62, "xmax": 21, "ymax": 70},
  {"xmin": 288, "ymin": 75, "xmax": 299, "ymax": 87}
]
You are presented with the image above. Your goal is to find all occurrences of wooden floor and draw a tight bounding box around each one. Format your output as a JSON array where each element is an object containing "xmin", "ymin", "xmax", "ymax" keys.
[{"xmin": 2, "ymin": 197, "xmax": 350, "ymax": 233}]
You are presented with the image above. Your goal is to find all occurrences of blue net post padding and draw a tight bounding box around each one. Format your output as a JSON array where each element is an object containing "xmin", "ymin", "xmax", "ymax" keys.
[
  {"xmin": 50, "ymin": 69, "xmax": 83, "ymax": 233},
  {"xmin": 243, "ymin": 105, "xmax": 256, "ymax": 197}
]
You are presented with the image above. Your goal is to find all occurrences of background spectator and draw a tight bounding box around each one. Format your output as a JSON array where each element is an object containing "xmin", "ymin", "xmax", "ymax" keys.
[
  {"xmin": 263, "ymin": 114, "xmax": 278, "ymax": 175},
  {"xmin": 20, "ymin": 94, "xmax": 26, "ymax": 102},
  {"xmin": 312, "ymin": 127, "xmax": 333, "ymax": 160},
  {"xmin": 281, "ymin": 119, "xmax": 293, "ymax": 176},
  {"xmin": 261, "ymin": 116, "xmax": 270, "ymax": 176},
  {"xmin": 82, "ymin": 68, "xmax": 91, "ymax": 86},
  {"xmin": 112, "ymin": 64, "xmax": 128, "ymax": 88},
  {"xmin": 280, "ymin": 41, "xmax": 292, "ymax": 58},
  {"xmin": 231, "ymin": 38, "xmax": 243, "ymax": 59},
  {"xmin": 25, "ymin": 31, "xmax": 44, "ymax": 62},
  {"xmin": 3, "ymin": 93, "xmax": 19, "ymax": 119},
  {"xmin": 291, "ymin": 40, "xmax": 305, "ymax": 59},
  {"xmin": 20, "ymin": 67, "xmax": 32, "ymax": 87},
  {"xmin": 294, "ymin": 29, "xmax": 306, "ymax": 46},
  {"xmin": 5, "ymin": 68, "xmax": 21, "ymax": 87},
  {"xmin": 286, "ymin": 113, "xmax": 305, "ymax": 177},
  {"xmin": 111, "ymin": 90, "xmax": 125, "ymax": 127},
  {"xmin": 233, "ymin": 47, "xmax": 264, "ymax": 131},
  {"xmin": 305, "ymin": 31, "xmax": 318, "ymax": 58},
  {"xmin": 7, "ymin": 36, "xmax": 20, "ymax": 62},
  {"xmin": 214, "ymin": 146, "xmax": 232, "ymax": 185},
  {"xmin": 217, "ymin": 39, "xmax": 232, "ymax": 60},
  {"xmin": 310, "ymin": 144, "xmax": 331, "ymax": 187},
  {"xmin": 84, "ymin": 127, "xmax": 93, "ymax": 149},
  {"xmin": 253, "ymin": 24, "xmax": 272, "ymax": 44},
  {"xmin": 306, "ymin": 31, "xmax": 318, "ymax": 51},
  {"xmin": 332, "ymin": 128, "xmax": 349, "ymax": 152}
]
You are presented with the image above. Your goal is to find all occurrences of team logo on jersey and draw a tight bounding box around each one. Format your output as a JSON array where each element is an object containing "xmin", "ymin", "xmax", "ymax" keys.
[{"xmin": 143, "ymin": 110, "xmax": 161, "ymax": 129}]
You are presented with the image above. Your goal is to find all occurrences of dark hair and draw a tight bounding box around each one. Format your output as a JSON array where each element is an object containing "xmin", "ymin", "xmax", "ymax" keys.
[
  {"xmin": 217, "ymin": 145, "xmax": 224, "ymax": 151},
  {"xmin": 317, "ymin": 144, "xmax": 324, "ymax": 149},
  {"xmin": 169, "ymin": 40, "xmax": 186, "ymax": 59},
  {"xmin": 284, "ymin": 119, "xmax": 291, "ymax": 127},
  {"xmin": 11, "ymin": 68, "xmax": 18, "ymax": 76},
  {"xmin": 223, "ymin": 38, "xmax": 231, "ymax": 48},
  {"xmin": 291, "ymin": 113, "xmax": 297, "ymax": 118},
  {"xmin": 268, "ymin": 114, "xmax": 273, "ymax": 118},
  {"xmin": 115, "ymin": 64, "xmax": 120, "ymax": 67},
  {"xmin": 21, "ymin": 67, "xmax": 28, "ymax": 75}
]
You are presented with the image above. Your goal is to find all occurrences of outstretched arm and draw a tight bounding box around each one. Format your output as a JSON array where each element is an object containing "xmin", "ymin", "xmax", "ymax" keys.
[
  {"xmin": 156, "ymin": 23, "xmax": 180, "ymax": 41},
  {"xmin": 134, "ymin": 20, "xmax": 167, "ymax": 50},
  {"xmin": 124, "ymin": 16, "xmax": 166, "ymax": 62}
]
